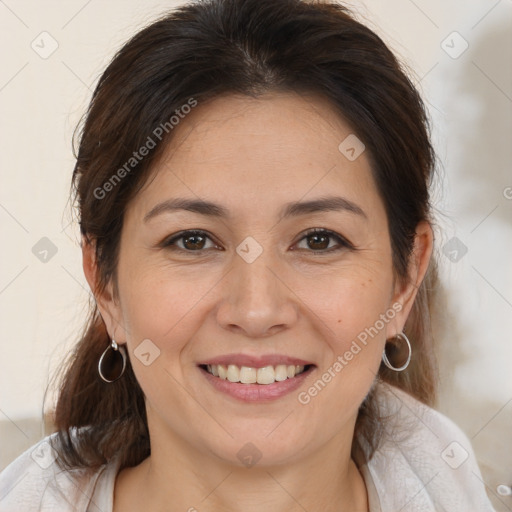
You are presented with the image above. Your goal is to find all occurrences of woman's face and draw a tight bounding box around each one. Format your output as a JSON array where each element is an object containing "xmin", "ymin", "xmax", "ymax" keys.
[{"xmin": 93, "ymin": 92, "xmax": 425, "ymax": 467}]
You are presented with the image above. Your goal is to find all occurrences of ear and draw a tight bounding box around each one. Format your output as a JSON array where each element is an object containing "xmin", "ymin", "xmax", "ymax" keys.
[
  {"xmin": 389, "ymin": 220, "xmax": 433, "ymax": 337},
  {"xmin": 82, "ymin": 236, "xmax": 127, "ymax": 343}
]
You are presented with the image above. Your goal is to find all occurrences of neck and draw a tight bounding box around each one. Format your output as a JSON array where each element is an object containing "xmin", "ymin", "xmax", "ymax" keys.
[{"xmin": 114, "ymin": 419, "xmax": 368, "ymax": 512}]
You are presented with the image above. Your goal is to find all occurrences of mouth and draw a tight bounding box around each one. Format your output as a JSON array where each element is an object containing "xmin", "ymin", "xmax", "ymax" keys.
[
  {"xmin": 197, "ymin": 357, "xmax": 316, "ymax": 402},
  {"xmin": 199, "ymin": 363, "xmax": 313, "ymax": 385}
]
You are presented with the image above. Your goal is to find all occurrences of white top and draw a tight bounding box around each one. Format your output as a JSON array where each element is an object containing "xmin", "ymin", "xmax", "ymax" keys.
[{"xmin": 0, "ymin": 384, "xmax": 496, "ymax": 511}]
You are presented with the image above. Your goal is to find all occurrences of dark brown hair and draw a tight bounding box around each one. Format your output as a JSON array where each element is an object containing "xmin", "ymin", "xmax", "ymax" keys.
[{"xmin": 51, "ymin": 0, "xmax": 438, "ymax": 471}]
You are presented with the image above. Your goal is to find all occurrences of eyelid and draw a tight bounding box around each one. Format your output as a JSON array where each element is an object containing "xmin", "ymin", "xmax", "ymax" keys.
[
  {"xmin": 161, "ymin": 229, "xmax": 222, "ymax": 250},
  {"xmin": 293, "ymin": 228, "xmax": 355, "ymax": 252},
  {"xmin": 161, "ymin": 228, "xmax": 354, "ymax": 253}
]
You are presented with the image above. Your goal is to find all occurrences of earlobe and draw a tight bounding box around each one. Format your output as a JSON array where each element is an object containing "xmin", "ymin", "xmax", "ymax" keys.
[
  {"xmin": 391, "ymin": 221, "xmax": 434, "ymax": 333},
  {"xmin": 411, "ymin": 220, "xmax": 434, "ymax": 291},
  {"xmin": 81, "ymin": 236, "xmax": 126, "ymax": 342},
  {"xmin": 82, "ymin": 236, "xmax": 99, "ymax": 295}
]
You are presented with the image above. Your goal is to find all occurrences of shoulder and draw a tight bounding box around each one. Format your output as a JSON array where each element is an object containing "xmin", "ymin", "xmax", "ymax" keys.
[
  {"xmin": 364, "ymin": 382, "xmax": 496, "ymax": 512},
  {"xmin": 0, "ymin": 433, "xmax": 115, "ymax": 512}
]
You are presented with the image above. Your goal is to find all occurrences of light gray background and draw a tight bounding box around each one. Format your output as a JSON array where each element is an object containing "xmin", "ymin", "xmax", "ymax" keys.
[{"xmin": 0, "ymin": 1, "xmax": 511, "ymax": 510}]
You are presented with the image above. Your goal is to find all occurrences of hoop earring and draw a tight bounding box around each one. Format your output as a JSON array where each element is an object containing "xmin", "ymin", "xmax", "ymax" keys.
[
  {"xmin": 98, "ymin": 339, "xmax": 127, "ymax": 383},
  {"xmin": 382, "ymin": 332, "xmax": 412, "ymax": 372}
]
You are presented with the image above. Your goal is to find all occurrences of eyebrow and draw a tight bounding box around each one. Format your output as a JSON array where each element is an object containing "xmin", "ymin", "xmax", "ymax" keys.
[{"xmin": 143, "ymin": 195, "xmax": 367, "ymax": 223}]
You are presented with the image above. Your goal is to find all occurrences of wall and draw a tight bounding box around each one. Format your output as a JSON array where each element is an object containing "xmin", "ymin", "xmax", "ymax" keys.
[{"xmin": 0, "ymin": 0, "xmax": 510, "ymax": 509}]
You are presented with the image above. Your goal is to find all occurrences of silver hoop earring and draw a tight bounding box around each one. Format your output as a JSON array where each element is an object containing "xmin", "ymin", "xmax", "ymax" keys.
[
  {"xmin": 98, "ymin": 339, "xmax": 127, "ymax": 383},
  {"xmin": 382, "ymin": 332, "xmax": 412, "ymax": 372}
]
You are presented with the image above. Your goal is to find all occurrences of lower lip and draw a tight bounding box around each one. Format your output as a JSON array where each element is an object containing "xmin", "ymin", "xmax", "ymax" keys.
[{"xmin": 200, "ymin": 366, "xmax": 314, "ymax": 402}]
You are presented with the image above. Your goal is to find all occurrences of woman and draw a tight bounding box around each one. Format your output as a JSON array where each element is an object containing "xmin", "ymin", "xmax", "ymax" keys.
[{"xmin": 0, "ymin": 0, "xmax": 496, "ymax": 510}]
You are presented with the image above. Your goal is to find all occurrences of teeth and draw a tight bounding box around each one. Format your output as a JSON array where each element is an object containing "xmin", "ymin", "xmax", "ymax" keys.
[
  {"xmin": 275, "ymin": 364, "xmax": 288, "ymax": 382},
  {"xmin": 218, "ymin": 364, "xmax": 227, "ymax": 380},
  {"xmin": 239, "ymin": 366, "xmax": 257, "ymax": 384},
  {"xmin": 205, "ymin": 363, "xmax": 306, "ymax": 384},
  {"xmin": 257, "ymin": 366, "xmax": 275, "ymax": 385},
  {"xmin": 227, "ymin": 364, "xmax": 239, "ymax": 382}
]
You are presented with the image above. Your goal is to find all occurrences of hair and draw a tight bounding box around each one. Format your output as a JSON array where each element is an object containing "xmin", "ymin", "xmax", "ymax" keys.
[{"xmin": 50, "ymin": 0, "xmax": 438, "ymax": 471}]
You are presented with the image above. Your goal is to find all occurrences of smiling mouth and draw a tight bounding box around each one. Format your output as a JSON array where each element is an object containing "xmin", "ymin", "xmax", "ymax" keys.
[{"xmin": 200, "ymin": 364, "xmax": 313, "ymax": 385}]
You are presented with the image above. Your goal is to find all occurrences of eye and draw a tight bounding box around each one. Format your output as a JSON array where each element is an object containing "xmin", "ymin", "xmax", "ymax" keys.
[
  {"xmin": 162, "ymin": 230, "xmax": 221, "ymax": 251},
  {"xmin": 161, "ymin": 228, "xmax": 352, "ymax": 254},
  {"xmin": 293, "ymin": 228, "xmax": 353, "ymax": 252}
]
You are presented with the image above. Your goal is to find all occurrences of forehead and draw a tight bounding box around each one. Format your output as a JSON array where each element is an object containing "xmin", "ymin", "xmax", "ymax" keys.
[{"xmin": 129, "ymin": 92, "xmax": 384, "ymax": 221}]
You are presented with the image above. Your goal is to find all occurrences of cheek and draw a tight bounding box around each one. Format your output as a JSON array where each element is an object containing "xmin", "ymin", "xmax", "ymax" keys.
[
  {"xmin": 117, "ymin": 262, "xmax": 222, "ymax": 357},
  {"xmin": 337, "ymin": 281, "xmax": 394, "ymax": 342},
  {"xmin": 296, "ymin": 268, "xmax": 393, "ymax": 402},
  {"xmin": 305, "ymin": 265, "xmax": 394, "ymax": 346}
]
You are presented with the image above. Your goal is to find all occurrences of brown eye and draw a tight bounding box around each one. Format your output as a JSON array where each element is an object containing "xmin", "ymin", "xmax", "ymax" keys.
[
  {"xmin": 306, "ymin": 232, "xmax": 330, "ymax": 250},
  {"xmin": 294, "ymin": 229, "xmax": 352, "ymax": 253},
  {"xmin": 183, "ymin": 233, "xmax": 206, "ymax": 250},
  {"xmin": 163, "ymin": 230, "xmax": 219, "ymax": 252}
]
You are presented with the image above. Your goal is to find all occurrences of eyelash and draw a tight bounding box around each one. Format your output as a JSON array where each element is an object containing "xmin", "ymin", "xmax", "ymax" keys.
[{"xmin": 161, "ymin": 228, "xmax": 354, "ymax": 254}]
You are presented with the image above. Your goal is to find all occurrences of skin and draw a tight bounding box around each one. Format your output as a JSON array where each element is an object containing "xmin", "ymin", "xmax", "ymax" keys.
[{"xmin": 83, "ymin": 92, "xmax": 433, "ymax": 512}]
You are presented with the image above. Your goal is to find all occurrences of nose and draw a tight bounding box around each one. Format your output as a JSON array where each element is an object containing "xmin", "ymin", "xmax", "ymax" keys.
[{"xmin": 215, "ymin": 249, "xmax": 299, "ymax": 339}]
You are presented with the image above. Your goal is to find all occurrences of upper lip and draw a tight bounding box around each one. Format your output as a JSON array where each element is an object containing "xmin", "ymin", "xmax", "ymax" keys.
[{"xmin": 198, "ymin": 354, "xmax": 314, "ymax": 368}]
